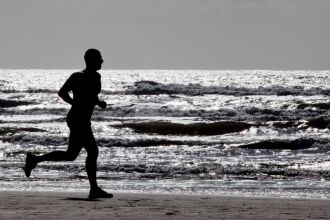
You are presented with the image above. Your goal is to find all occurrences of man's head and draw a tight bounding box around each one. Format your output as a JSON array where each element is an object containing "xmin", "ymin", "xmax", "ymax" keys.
[{"xmin": 84, "ymin": 49, "xmax": 103, "ymax": 70}]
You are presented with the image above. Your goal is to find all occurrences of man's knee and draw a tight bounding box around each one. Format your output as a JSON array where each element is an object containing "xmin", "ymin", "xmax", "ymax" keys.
[
  {"xmin": 86, "ymin": 147, "xmax": 98, "ymax": 160},
  {"xmin": 64, "ymin": 151, "xmax": 79, "ymax": 161}
]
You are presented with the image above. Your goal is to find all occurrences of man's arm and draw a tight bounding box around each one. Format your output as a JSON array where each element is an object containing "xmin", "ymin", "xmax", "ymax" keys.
[
  {"xmin": 96, "ymin": 96, "xmax": 107, "ymax": 109},
  {"xmin": 58, "ymin": 75, "xmax": 74, "ymax": 105},
  {"xmin": 95, "ymin": 74, "xmax": 107, "ymax": 109}
]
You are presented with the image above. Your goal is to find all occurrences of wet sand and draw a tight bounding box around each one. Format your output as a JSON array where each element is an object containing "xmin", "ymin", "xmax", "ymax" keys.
[{"xmin": 0, "ymin": 192, "xmax": 328, "ymax": 219}]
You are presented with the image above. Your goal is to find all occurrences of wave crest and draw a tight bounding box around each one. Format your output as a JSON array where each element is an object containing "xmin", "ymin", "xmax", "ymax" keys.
[
  {"xmin": 128, "ymin": 81, "xmax": 330, "ymax": 96},
  {"xmin": 238, "ymin": 138, "xmax": 329, "ymax": 151},
  {"xmin": 0, "ymin": 99, "xmax": 33, "ymax": 108},
  {"xmin": 112, "ymin": 121, "xmax": 253, "ymax": 136}
]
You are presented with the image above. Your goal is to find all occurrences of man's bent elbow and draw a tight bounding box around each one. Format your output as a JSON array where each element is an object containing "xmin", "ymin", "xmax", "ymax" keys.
[{"xmin": 58, "ymin": 90, "xmax": 65, "ymax": 99}]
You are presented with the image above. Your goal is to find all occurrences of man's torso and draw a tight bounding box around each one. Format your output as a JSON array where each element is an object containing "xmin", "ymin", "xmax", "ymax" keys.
[{"xmin": 67, "ymin": 71, "xmax": 101, "ymax": 126}]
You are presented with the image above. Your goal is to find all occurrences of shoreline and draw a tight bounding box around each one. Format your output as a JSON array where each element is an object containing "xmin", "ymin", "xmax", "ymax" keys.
[
  {"xmin": 1, "ymin": 189, "xmax": 330, "ymax": 201},
  {"xmin": 0, "ymin": 191, "xmax": 329, "ymax": 219}
]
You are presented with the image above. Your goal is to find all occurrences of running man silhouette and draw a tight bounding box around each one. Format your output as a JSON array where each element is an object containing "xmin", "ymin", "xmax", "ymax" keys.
[{"xmin": 24, "ymin": 49, "xmax": 113, "ymax": 199}]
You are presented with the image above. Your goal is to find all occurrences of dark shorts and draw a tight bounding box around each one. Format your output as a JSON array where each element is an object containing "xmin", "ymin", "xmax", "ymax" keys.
[{"xmin": 66, "ymin": 120, "xmax": 98, "ymax": 158}]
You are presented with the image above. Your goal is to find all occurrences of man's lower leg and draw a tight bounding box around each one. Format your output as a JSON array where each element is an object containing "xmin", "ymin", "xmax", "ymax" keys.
[
  {"xmin": 86, "ymin": 155, "xmax": 98, "ymax": 190},
  {"xmin": 86, "ymin": 155, "xmax": 113, "ymax": 199},
  {"xmin": 36, "ymin": 151, "xmax": 69, "ymax": 163},
  {"xmin": 24, "ymin": 151, "xmax": 75, "ymax": 177}
]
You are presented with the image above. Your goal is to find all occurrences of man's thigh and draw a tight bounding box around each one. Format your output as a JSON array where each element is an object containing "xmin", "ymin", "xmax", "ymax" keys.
[
  {"xmin": 68, "ymin": 126, "xmax": 97, "ymax": 156},
  {"xmin": 67, "ymin": 127, "xmax": 85, "ymax": 156}
]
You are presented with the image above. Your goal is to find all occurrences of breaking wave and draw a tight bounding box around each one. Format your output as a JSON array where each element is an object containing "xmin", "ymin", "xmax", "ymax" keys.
[
  {"xmin": 112, "ymin": 121, "xmax": 253, "ymax": 136},
  {"xmin": 0, "ymin": 133, "xmax": 220, "ymax": 148},
  {"xmin": 2, "ymin": 160, "xmax": 330, "ymax": 180},
  {"xmin": 272, "ymin": 117, "xmax": 330, "ymax": 129},
  {"xmin": 0, "ymin": 127, "xmax": 46, "ymax": 136},
  {"xmin": 128, "ymin": 81, "xmax": 330, "ymax": 96},
  {"xmin": 239, "ymin": 138, "xmax": 330, "ymax": 151},
  {"xmin": 0, "ymin": 99, "xmax": 34, "ymax": 108},
  {"xmin": 0, "ymin": 89, "xmax": 57, "ymax": 94}
]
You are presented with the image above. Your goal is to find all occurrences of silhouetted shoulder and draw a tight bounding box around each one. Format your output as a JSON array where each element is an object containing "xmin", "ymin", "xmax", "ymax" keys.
[
  {"xmin": 65, "ymin": 72, "xmax": 81, "ymax": 83},
  {"xmin": 59, "ymin": 72, "xmax": 82, "ymax": 93},
  {"xmin": 70, "ymin": 71, "xmax": 84, "ymax": 79}
]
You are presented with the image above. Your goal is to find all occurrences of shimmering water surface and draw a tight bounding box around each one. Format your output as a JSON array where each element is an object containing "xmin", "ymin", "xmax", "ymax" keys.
[{"xmin": 0, "ymin": 69, "xmax": 329, "ymax": 198}]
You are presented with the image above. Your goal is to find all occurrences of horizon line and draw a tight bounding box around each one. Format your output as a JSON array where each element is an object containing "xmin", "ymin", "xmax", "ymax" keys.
[{"xmin": 0, "ymin": 68, "xmax": 329, "ymax": 71}]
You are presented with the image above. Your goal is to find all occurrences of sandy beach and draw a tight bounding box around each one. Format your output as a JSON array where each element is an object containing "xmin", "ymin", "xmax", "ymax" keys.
[{"xmin": 0, "ymin": 192, "xmax": 328, "ymax": 220}]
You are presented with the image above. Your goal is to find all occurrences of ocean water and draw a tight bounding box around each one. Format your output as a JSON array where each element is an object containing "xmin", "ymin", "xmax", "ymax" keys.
[{"xmin": 0, "ymin": 69, "xmax": 329, "ymax": 198}]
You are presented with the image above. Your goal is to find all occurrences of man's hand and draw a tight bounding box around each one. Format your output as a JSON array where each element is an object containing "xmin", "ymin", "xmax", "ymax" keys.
[{"xmin": 98, "ymin": 101, "xmax": 107, "ymax": 109}]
